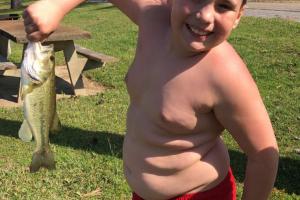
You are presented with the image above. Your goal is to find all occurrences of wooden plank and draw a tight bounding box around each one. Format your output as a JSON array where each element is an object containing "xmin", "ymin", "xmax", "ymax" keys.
[
  {"xmin": 75, "ymin": 44, "xmax": 118, "ymax": 63},
  {"xmin": 0, "ymin": 20, "xmax": 91, "ymax": 44}
]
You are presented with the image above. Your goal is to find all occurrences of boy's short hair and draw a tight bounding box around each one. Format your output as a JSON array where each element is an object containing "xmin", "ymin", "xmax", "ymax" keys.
[{"xmin": 242, "ymin": 0, "xmax": 247, "ymax": 6}]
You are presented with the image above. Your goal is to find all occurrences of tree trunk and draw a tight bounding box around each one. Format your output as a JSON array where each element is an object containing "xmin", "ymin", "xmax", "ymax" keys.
[{"xmin": 11, "ymin": 0, "xmax": 22, "ymax": 9}]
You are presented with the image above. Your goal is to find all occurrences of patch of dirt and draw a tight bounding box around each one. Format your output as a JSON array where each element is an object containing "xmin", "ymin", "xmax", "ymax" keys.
[{"xmin": 0, "ymin": 65, "xmax": 105, "ymax": 108}]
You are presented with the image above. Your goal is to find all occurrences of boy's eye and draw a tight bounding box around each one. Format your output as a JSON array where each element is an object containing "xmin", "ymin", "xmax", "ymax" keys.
[
  {"xmin": 218, "ymin": 4, "xmax": 233, "ymax": 10},
  {"xmin": 218, "ymin": 4, "xmax": 234, "ymax": 12}
]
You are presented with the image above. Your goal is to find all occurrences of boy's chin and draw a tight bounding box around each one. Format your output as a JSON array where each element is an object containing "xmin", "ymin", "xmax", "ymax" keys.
[
  {"xmin": 187, "ymin": 39, "xmax": 225, "ymax": 53},
  {"xmin": 186, "ymin": 43, "xmax": 211, "ymax": 54}
]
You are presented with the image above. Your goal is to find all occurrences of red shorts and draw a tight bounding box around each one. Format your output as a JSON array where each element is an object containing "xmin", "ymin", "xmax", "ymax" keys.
[{"xmin": 132, "ymin": 168, "xmax": 236, "ymax": 200}]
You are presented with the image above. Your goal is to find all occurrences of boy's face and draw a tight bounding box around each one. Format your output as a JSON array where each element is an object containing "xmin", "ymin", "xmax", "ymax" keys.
[{"xmin": 170, "ymin": 0, "xmax": 245, "ymax": 54}]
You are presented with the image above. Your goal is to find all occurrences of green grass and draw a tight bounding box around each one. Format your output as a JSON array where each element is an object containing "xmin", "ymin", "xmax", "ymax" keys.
[{"xmin": 0, "ymin": 1, "xmax": 300, "ymax": 199}]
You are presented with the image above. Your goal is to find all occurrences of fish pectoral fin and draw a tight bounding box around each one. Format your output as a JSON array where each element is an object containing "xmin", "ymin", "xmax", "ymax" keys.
[
  {"xmin": 18, "ymin": 120, "xmax": 33, "ymax": 142},
  {"xmin": 50, "ymin": 112, "xmax": 61, "ymax": 134},
  {"xmin": 30, "ymin": 149, "xmax": 56, "ymax": 173}
]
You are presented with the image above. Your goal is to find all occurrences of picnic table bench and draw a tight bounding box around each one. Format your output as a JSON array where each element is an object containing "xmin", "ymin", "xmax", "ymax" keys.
[{"xmin": 0, "ymin": 20, "xmax": 117, "ymax": 101}]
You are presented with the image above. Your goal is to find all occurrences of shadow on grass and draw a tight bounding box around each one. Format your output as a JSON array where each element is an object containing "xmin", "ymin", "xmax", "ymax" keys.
[
  {"xmin": 0, "ymin": 118, "xmax": 124, "ymax": 159},
  {"xmin": 0, "ymin": 118, "xmax": 298, "ymax": 195},
  {"xmin": 229, "ymin": 150, "xmax": 300, "ymax": 196},
  {"xmin": 51, "ymin": 125, "xmax": 124, "ymax": 158}
]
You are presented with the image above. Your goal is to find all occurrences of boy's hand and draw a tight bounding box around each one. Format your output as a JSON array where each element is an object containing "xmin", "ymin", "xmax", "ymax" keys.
[{"xmin": 23, "ymin": 0, "xmax": 64, "ymax": 42}]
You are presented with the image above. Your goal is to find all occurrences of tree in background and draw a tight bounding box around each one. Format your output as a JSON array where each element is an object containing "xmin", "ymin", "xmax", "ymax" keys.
[{"xmin": 11, "ymin": 0, "xmax": 22, "ymax": 9}]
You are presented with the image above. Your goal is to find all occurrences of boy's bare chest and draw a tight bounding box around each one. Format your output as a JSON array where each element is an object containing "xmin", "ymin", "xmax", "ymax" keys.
[{"xmin": 125, "ymin": 52, "xmax": 220, "ymax": 134}]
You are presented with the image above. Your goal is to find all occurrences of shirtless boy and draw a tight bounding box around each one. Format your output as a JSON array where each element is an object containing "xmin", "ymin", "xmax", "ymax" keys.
[{"xmin": 23, "ymin": 0, "xmax": 279, "ymax": 199}]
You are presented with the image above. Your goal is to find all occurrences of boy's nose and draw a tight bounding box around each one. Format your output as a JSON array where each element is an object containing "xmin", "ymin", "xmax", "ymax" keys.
[{"xmin": 195, "ymin": 4, "xmax": 214, "ymax": 24}]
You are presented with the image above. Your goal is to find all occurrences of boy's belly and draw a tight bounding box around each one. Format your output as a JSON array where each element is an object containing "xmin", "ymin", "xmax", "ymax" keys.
[{"xmin": 123, "ymin": 129, "xmax": 230, "ymax": 200}]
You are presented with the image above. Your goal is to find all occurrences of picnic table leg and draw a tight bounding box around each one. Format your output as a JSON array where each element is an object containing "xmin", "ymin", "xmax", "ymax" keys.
[
  {"xmin": 61, "ymin": 40, "xmax": 88, "ymax": 92},
  {"xmin": 0, "ymin": 35, "xmax": 11, "ymax": 61}
]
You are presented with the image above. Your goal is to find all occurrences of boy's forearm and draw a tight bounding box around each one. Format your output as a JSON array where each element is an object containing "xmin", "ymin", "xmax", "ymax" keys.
[{"xmin": 242, "ymin": 149, "xmax": 279, "ymax": 200}]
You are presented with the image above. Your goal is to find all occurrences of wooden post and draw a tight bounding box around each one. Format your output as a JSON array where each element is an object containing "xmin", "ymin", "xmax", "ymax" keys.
[
  {"xmin": 11, "ymin": 0, "xmax": 22, "ymax": 9},
  {"xmin": 61, "ymin": 40, "xmax": 88, "ymax": 89}
]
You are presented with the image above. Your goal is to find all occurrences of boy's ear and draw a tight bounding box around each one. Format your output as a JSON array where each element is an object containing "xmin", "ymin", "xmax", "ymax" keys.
[{"xmin": 233, "ymin": 5, "xmax": 245, "ymax": 29}]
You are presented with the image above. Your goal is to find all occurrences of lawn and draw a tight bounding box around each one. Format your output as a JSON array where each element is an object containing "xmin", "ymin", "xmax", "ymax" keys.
[{"xmin": 0, "ymin": 1, "xmax": 299, "ymax": 199}]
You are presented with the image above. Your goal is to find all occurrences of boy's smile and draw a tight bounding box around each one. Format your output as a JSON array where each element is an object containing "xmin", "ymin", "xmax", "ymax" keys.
[
  {"xmin": 170, "ymin": 0, "xmax": 244, "ymax": 56},
  {"xmin": 186, "ymin": 23, "xmax": 212, "ymax": 40}
]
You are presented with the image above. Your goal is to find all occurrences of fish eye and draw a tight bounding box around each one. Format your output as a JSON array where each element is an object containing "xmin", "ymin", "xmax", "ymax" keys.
[{"xmin": 49, "ymin": 55, "xmax": 55, "ymax": 62}]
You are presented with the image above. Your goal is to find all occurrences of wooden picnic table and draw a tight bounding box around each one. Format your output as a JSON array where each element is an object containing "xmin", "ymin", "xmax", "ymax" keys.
[{"xmin": 0, "ymin": 20, "xmax": 92, "ymax": 97}]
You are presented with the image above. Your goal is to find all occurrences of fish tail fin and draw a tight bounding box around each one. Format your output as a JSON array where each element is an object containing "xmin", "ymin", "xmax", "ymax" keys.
[
  {"xmin": 18, "ymin": 119, "xmax": 33, "ymax": 142},
  {"xmin": 50, "ymin": 111, "xmax": 61, "ymax": 134},
  {"xmin": 30, "ymin": 149, "xmax": 56, "ymax": 173}
]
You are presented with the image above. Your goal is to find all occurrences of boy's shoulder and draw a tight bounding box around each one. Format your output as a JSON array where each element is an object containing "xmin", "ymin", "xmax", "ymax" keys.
[
  {"xmin": 206, "ymin": 41, "xmax": 259, "ymax": 101},
  {"xmin": 209, "ymin": 41, "xmax": 247, "ymax": 73},
  {"xmin": 210, "ymin": 41, "xmax": 252, "ymax": 79}
]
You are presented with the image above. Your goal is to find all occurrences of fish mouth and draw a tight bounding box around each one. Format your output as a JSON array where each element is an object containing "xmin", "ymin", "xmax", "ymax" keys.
[
  {"xmin": 25, "ymin": 62, "xmax": 50, "ymax": 84},
  {"xmin": 186, "ymin": 24, "xmax": 212, "ymax": 37},
  {"xmin": 28, "ymin": 74, "xmax": 42, "ymax": 84}
]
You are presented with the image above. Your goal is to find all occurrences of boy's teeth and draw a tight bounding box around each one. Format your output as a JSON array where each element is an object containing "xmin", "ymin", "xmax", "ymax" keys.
[{"xmin": 189, "ymin": 25, "xmax": 209, "ymax": 36}]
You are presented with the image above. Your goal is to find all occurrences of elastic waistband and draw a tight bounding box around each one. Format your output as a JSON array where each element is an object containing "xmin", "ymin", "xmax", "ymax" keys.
[{"xmin": 132, "ymin": 168, "xmax": 236, "ymax": 200}]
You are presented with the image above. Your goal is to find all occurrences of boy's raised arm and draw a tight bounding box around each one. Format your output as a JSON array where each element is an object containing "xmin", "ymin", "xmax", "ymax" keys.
[{"xmin": 24, "ymin": 0, "xmax": 148, "ymax": 41}]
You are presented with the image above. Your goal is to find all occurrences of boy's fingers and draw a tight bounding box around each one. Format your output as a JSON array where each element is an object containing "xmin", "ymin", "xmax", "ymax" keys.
[
  {"xmin": 25, "ymin": 23, "xmax": 38, "ymax": 34},
  {"xmin": 23, "ymin": 18, "xmax": 33, "ymax": 26},
  {"xmin": 26, "ymin": 32, "xmax": 40, "ymax": 42},
  {"xmin": 26, "ymin": 31, "xmax": 47, "ymax": 42},
  {"xmin": 22, "ymin": 10, "xmax": 32, "ymax": 25},
  {"xmin": 22, "ymin": 9, "xmax": 28, "ymax": 20}
]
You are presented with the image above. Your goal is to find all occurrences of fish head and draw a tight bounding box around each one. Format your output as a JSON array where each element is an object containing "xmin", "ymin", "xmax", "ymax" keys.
[
  {"xmin": 20, "ymin": 42, "xmax": 55, "ymax": 98},
  {"xmin": 22, "ymin": 42, "xmax": 55, "ymax": 84},
  {"xmin": 32, "ymin": 43, "xmax": 55, "ymax": 82}
]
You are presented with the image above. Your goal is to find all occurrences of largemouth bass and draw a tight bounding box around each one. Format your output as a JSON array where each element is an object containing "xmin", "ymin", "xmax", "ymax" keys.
[{"xmin": 18, "ymin": 42, "xmax": 61, "ymax": 173}]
